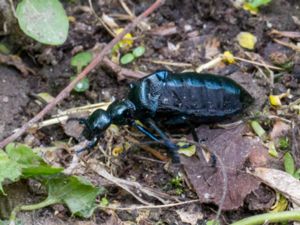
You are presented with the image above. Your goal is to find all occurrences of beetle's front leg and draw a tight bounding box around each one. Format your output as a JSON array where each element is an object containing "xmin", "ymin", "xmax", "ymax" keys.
[{"xmin": 76, "ymin": 135, "xmax": 100, "ymax": 154}]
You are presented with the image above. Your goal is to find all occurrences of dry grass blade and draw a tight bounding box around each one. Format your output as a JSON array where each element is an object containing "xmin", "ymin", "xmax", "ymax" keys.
[
  {"xmin": 90, "ymin": 163, "xmax": 173, "ymax": 205},
  {"xmin": 250, "ymin": 167, "xmax": 300, "ymax": 206},
  {"xmin": 274, "ymin": 39, "xmax": 300, "ymax": 52},
  {"xmin": 99, "ymin": 199, "xmax": 200, "ymax": 211}
]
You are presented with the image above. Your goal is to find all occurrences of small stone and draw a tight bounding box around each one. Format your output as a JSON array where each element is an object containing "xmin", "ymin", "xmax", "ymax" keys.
[{"xmin": 2, "ymin": 96, "xmax": 9, "ymax": 103}]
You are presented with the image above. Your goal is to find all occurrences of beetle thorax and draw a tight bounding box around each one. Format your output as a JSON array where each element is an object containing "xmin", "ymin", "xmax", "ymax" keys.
[{"xmin": 107, "ymin": 99, "xmax": 136, "ymax": 125}]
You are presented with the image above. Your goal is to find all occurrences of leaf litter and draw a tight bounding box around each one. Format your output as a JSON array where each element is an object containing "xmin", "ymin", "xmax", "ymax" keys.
[{"xmin": 181, "ymin": 124, "xmax": 269, "ymax": 210}]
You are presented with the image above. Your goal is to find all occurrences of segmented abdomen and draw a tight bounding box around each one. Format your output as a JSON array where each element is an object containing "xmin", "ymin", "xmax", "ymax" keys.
[{"xmin": 157, "ymin": 74, "xmax": 243, "ymax": 118}]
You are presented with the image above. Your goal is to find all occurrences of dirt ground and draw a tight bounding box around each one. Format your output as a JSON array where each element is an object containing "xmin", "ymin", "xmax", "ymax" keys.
[{"xmin": 0, "ymin": 0, "xmax": 300, "ymax": 224}]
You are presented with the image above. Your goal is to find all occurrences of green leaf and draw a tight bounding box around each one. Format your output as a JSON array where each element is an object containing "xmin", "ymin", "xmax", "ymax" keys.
[
  {"xmin": 71, "ymin": 52, "xmax": 93, "ymax": 72},
  {"xmin": 16, "ymin": 0, "xmax": 69, "ymax": 45},
  {"xmin": 0, "ymin": 220, "xmax": 22, "ymax": 225},
  {"xmin": 22, "ymin": 166, "xmax": 63, "ymax": 177},
  {"xmin": 206, "ymin": 220, "xmax": 220, "ymax": 225},
  {"xmin": 0, "ymin": 150, "xmax": 22, "ymax": 194},
  {"xmin": 44, "ymin": 175, "xmax": 103, "ymax": 218},
  {"xmin": 71, "ymin": 76, "xmax": 90, "ymax": 92},
  {"xmin": 284, "ymin": 152, "xmax": 295, "ymax": 175},
  {"xmin": 294, "ymin": 168, "xmax": 300, "ymax": 179},
  {"xmin": 5, "ymin": 143, "xmax": 62, "ymax": 177},
  {"xmin": 278, "ymin": 137, "xmax": 289, "ymax": 150},
  {"xmin": 247, "ymin": 0, "xmax": 272, "ymax": 8},
  {"xmin": 120, "ymin": 53, "xmax": 135, "ymax": 65},
  {"xmin": 6, "ymin": 143, "xmax": 46, "ymax": 166},
  {"xmin": 132, "ymin": 46, "xmax": 146, "ymax": 58},
  {"xmin": 0, "ymin": 43, "xmax": 10, "ymax": 55}
]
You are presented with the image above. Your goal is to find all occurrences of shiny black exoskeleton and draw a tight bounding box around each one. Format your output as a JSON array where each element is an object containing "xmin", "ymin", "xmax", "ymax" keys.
[{"xmin": 77, "ymin": 70, "xmax": 253, "ymax": 163}]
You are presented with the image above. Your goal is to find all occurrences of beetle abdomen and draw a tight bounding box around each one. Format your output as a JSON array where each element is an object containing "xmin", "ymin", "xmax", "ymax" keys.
[
  {"xmin": 156, "ymin": 73, "xmax": 251, "ymax": 121},
  {"xmin": 158, "ymin": 85, "xmax": 241, "ymax": 116}
]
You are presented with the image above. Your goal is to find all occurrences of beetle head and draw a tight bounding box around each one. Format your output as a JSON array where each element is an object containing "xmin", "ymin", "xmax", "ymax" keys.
[{"xmin": 81, "ymin": 109, "xmax": 112, "ymax": 140}]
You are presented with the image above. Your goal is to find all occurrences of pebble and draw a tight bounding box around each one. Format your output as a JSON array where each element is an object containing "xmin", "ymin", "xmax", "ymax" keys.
[{"xmin": 2, "ymin": 96, "xmax": 9, "ymax": 103}]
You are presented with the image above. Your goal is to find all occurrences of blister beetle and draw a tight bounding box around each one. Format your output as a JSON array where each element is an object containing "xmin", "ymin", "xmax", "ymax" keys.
[{"xmin": 75, "ymin": 70, "xmax": 253, "ymax": 163}]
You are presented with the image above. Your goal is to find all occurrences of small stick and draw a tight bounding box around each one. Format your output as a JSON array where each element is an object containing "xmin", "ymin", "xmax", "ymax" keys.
[
  {"xmin": 147, "ymin": 59, "xmax": 193, "ymax": 68},
  {"xmin": 0, "ymin": 0, "xmax": 165, "ymax": 149},
  {"xmin": 274, "ymin": 38, "xmax": 300, "ymax": 52},
  {"xmin": 196, "ymin": 55, "xmax": 223, "ymax": 73},
  {"xmin": 102, "ymin": 57, "xmax": 146, "ymax": 79},
  {"xmin": 233, "ymin": 56, "xmax": 284, "ymax": 70}
]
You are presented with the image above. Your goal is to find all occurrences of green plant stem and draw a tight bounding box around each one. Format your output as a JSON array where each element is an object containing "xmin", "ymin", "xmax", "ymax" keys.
[
  {"xmin": 20, "ymin": 198, "xmax": 59, "ymax": 211},
  {"xmin": 231, "ymin": 211, "xmax": 300, "ymax": 225},
  {"xmin": 9, "ymin": 199, "xmax": 59, "ymax": 225}
]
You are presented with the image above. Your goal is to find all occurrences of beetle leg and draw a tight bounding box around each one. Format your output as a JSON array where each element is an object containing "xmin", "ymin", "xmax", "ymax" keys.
[
  {"xmin": 191, "ymin": 127, "xmax": 216, "ymax": 167},
  {"xmin": 143, "ymin": 118, "xmax": 180, "ymax": 163},
  {"xmin": 132, "ymin": 121, "xmax": 180, "ymax": 163},
  {"xmin": 132, "ymin": 121, "xmax": 161, "ymax": 142},
  {"xmin": 76, "ymin": 135, "xmax": 100, "ymax": 154}
]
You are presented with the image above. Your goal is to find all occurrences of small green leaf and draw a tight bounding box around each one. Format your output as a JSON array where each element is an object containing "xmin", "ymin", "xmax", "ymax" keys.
[
  {"xmin": 132, "ymin": 46, "xmax": 146, "ymax": 58},
  {"xmin": 44, "ymin": 175, "xmax": 103, "ymax": 218},
  {"xmin": 100, "ymin": 197, "xmax": 109, "ymax": 206},
  {"xmin": 16, "ymin": 0, "xmax": 69, "ymax": 45},
  {"xmin": 251, "ymin": 120, "xmax": 266, "ymax": 139},
  {"xmin": 284, "ymin": 152, "xmax": 295, "ymax": 175},
  {"xmin": 0, "ymin": 44, "xmax": 10, "ymax": 55},
  {"xmin": 120, "ymin": 53, "xmax": 135, "ymax": 65},
  {"xmin": 177, "ymin": 142, "xmax": 196, "ymax": 157},
  {"xmin": 294, "ymin": 168, "xmax": 300, "ymax": 179},
  {"xmin": 246, "ymin": 0, "xmax": 272, "ymax": 8},
  {"xmin": 71, "ymin": 52, "xmax": 93, "ymax": 72},
  {"xmin": 268, "ymin": 141, "xmax": 278, "ymax": 158},
  {"xmin": 206, "ymin": 220, "xmax": 220, "ymax": 225},
  {"xmin": 278, "ymin": 137, "xmax": 289, "ymax": 150},
  {"xmin": 71, "ymin": 76, "xmax": 90, "ymax": 93}
]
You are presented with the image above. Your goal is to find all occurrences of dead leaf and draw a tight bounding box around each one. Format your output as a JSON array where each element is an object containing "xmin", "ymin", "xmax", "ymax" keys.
[
  {"xmin": 270, "ymin": 120, "xmax": 290, "ymax": 140},
  {"xmin": 100, "ymin": 212, "xmax": 123, "ymax": 225},
  {"xmin": 182, "ymin": 124, "xmax": 268, "ymax": 210},
  {"xmin": 176, "ymin": 205, "xmax": 203, "ymax": 225},
  {"xmin": 245, "ymin": 184, "xmax": 275, "ymax": 210},
  {"xmin": 0, "ymin": 53, "xmax": 35, "ymax": 76},
  {"xmin": 250, "ymin": 167, "xmax": 300, "ymax": 206},
  {"xmin": 63, "ymin": 118, "xmax": 84, "ymax": 140},
  {"xmin": 205, "ymin": 38, "xmax": 220, "ymax": 59},
  {"xmin": 149, "ymin": 23, "xmax": 178, "ymax": 36}
]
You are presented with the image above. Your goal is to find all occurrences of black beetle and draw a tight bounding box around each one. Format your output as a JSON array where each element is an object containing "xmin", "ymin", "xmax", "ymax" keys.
[{"xmin": 75, "ymin": 70, "xmax": 253, "ymax": 163}]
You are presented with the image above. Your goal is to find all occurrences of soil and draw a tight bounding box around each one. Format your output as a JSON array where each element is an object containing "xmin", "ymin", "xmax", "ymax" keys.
[{"xmin": 0, "ymin": 0, "xmax": 300, "ymax": 224}]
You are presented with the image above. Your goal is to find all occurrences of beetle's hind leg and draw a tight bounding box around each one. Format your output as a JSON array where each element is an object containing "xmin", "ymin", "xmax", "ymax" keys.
[
  {"xmin": 191, "ymin": 127, "xmax": 216, "ymax": 167},
  {"xmin": 142, "ymin": 118, "xmax": 180, "ymax": 163}
]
